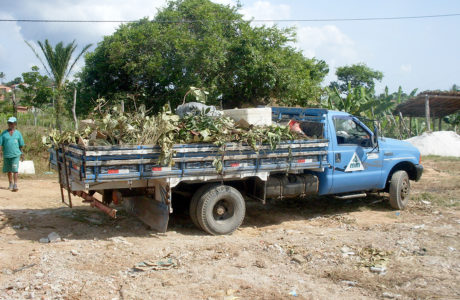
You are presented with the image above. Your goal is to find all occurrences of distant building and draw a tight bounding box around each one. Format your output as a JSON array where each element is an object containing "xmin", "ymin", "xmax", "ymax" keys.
[
  {"xmin": 0, "ymin": 85, "xmax": 12, "ymax": 101},
  {"xmin": 16, "ymin": 105, "xmax": 29, "ymax": 113},
  {"xmin": 11, "ymin": 83, "xmax": 29, "ymax": 90}
]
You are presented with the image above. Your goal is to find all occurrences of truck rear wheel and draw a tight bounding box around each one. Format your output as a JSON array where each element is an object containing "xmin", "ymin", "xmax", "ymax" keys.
[
  {"xmin": 189, "ymin": 184, "xmax": 219, "ymax": 230},
  {"xmin": 389, "ymin": 170, "xmax": 410, "ymax": 210},
  {"xmin": 196, "ymin": 185, "xmax": 246, "ymax": 235}
]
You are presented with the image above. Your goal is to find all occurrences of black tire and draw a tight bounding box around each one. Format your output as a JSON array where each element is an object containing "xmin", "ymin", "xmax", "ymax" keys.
[
  {"xmin": 189, "ymin": 184, "xmax": 219, "ymax": 230},
  {"xmin": 389, "ymin": 170, "xmax": 410, "ymax": 210},
  {"xmin": 196, "ymin": 185, "xmax": 246, "ymax": 235}
]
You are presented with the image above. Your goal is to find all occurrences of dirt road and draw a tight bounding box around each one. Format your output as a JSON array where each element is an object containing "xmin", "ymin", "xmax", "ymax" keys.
[{"xmin": 0, "ymin": 157, "xmax": 459, "ymax": 299}]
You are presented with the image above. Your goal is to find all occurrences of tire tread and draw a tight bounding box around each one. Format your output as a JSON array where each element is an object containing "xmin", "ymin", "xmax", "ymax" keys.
[
  {"xmin": 389, "ymin": 170, "xmax": 409, "ymax": 210},
  {"xmin": 189, "ymin": 184, "xmax": 218, "ymax": 229}
]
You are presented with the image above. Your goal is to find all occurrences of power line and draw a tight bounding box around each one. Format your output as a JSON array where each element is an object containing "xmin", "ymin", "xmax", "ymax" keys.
[{"xmin": 0, "ymin": 13, "xmax": 460, "ymax": 23}]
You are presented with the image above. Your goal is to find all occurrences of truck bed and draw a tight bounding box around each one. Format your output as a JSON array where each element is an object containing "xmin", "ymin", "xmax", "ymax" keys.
[{"xmin": 50, "ymin": 139, "xmax": 329, "ymax": 191}]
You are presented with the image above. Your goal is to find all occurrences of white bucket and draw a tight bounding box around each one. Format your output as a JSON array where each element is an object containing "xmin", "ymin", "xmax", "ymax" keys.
[{"xmin": 18, "ymin": 160, "xmax": 35, "ymax": 174}]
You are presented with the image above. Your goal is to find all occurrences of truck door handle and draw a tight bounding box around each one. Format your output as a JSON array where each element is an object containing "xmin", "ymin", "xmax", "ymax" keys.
[{"xmin": 335, "ymin": 153, "xmax": 341, "ymax": 163}]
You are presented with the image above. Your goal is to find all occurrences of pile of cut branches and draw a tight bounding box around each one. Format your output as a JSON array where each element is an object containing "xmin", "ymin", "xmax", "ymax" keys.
[{"xmin": 43, "ymin": 100, "xmax": 300, "ymax": 166}]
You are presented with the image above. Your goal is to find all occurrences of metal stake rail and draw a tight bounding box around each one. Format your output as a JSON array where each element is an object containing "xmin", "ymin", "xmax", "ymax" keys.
[{"xmin": 56, "ymin": 147, "xmax": 73, "ymax": 208}]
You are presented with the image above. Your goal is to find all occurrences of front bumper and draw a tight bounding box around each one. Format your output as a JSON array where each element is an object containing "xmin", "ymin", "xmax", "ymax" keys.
[{"xmin": 415, "ymin": 164, "xmax": 423, "ymax": 181}]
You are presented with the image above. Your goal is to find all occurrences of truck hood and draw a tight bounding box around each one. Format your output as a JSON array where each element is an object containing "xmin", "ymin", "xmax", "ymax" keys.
[
  {"xmin": 378, "ymin": 137, "xmax": 421, "ymax": 161},
  {"xmin": 378, "ymin": 137, "xmax": 412, "ymax": 149}
]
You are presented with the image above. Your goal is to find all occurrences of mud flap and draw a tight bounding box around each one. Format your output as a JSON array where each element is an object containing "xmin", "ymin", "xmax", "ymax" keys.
[{"xmin": 123, "ymin": 196, "xmax": 169, "ymax": 232}]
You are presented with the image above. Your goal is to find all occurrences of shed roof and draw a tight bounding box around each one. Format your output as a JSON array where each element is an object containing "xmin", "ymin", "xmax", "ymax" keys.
[{"xmin": 395, "ymin": 91, "xmax": 460, "ymax": 117}]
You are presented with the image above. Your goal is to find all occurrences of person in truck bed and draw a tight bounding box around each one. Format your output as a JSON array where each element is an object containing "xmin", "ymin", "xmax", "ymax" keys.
[{"xmin": 0, "ymin": 117, "xmax": 25, "ymax": 192}]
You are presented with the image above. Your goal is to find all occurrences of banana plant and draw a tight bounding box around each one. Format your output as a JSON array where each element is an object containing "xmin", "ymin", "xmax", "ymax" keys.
[
  {"xmin": 324, "ymin": 85, "xmax": 419, "ymax": 138},
  {"xmin": 325, "ymin": 84, "xmax": 392, "ymax": 119}
]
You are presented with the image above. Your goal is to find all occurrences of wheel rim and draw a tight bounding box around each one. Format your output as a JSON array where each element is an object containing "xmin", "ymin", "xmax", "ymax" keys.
[
  {"xmin": 401, "ymin": 178, "xmax": 410, "ymax": 200},
  {"xmin": 212, "ymin": 199, "xmax": 234, "ymax": 221}
]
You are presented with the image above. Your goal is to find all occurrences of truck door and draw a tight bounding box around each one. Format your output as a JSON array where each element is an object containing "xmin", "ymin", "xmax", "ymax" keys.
[{"xmin": 329, "ymin": 115, "xmax": 382, "ymax": 194}]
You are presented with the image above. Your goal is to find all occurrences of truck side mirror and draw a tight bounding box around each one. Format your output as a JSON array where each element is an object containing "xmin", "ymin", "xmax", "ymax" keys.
[{"xmin": 372, "ymin": 126, "xmax": 379, "ymax": 147}]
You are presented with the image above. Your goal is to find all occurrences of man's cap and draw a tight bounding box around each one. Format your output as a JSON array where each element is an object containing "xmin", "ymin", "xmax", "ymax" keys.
[{"xmin": 7, "ymin": 117, "xmax": 17, "ymax": 123}]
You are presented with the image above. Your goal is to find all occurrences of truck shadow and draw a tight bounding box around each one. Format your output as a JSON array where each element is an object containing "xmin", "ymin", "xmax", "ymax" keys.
[
  {"xmin": 169, "ymin": 193, "xmax": 394, "ymax": 233},
  {"xmin": 241, "ymin": 194, "xmax": 394, "ymax": 229},
  {"xmin": 0, "ymin": 194, "xmax": 393, "ymax": 241}
]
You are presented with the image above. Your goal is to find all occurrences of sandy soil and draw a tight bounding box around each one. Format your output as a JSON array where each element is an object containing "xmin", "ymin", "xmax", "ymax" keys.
[{"xmin": 0, "ymin": 158, "xmax": 459, "ymax": 299}]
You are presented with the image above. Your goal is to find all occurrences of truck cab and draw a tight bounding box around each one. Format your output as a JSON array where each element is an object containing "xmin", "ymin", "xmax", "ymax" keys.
[{"xmin": 276, "ymin": 108, "xmax": 423, "ymax": 209}]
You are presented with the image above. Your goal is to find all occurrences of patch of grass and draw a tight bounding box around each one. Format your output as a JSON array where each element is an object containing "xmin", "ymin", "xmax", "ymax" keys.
[
  {"xmin": 412, "ymin": 192, "xmax": 459, "ymax": 208},
  {"xmin": 21, "ymin": 125, "xmax": 53, "ymax": 175},
  {"xmin": 414, "ymin": 192, "xmax": 435, "ymax": 202},
  {"xmin": 422, "ymin": 155, "xmax": 460, "ymax": 162}
]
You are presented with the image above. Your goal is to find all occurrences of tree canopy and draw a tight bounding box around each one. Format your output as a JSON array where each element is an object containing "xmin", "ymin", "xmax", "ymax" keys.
[
  {"xmin": 80, "ymin": 0, "xmax": 328, "ymax": 111},
  {"xmin": 20, "ymin": 66, "xmax": 53, "ymax": 108},
  {"xmin": 5, "ymin": 77, "xmax": 23, "ymax": 86},
  {"xmin": 330, "ymin": 63, "xmax": 383, "ymax": 94}
]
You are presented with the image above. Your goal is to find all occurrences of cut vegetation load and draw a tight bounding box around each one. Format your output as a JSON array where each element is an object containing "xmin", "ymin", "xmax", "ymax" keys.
[{"xmin": 43, "ymin": 100, "xmax": 300, "ymax": 167}]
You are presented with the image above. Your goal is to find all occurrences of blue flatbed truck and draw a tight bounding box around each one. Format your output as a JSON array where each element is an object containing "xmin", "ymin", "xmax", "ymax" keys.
[{"xmin": 50, "ymin": 107, "xmax": 423, "ymax": 235}]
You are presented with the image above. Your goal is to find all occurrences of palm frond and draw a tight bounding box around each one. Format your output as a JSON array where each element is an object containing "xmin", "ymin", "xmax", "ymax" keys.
[
  {"xmin": 29, "ymin": 39, "xmax": 91, "ymax": 90},
  {"xmin": 67, "ymin": 43, "xmax": 92, "ymax": 78},
  {"xmin": 25, "ymin": 40, "xmax": 52, "ymax": 78}
]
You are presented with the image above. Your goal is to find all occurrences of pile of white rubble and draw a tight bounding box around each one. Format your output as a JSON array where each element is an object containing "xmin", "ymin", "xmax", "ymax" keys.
[{"xmin": 405, "ymin": 131, "xmax": 460, "ymax": 157}]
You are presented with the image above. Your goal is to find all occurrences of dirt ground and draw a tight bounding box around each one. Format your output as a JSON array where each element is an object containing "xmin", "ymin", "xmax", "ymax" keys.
[{"xmin": 0, "ymin": 157, "xmax": 459, "ymax": 300}]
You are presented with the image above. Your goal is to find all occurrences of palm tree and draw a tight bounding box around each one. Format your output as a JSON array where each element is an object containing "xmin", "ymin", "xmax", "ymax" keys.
[
  {"xmin": 0, "ymin": 72, "xmax": 5, "ymax": 84},
  {"xmin": 26, "ymin": 39, "xmax": 92, "ymax": 131}
]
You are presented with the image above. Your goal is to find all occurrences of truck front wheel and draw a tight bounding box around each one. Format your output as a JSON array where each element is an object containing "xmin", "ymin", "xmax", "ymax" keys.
[
  {"xmin": 195, "ymin": 185, "xmax": 246, "ymax": 235},
  {"xmin": 389, "ymin": 170, "xmax": 410, "ymax": 210}
]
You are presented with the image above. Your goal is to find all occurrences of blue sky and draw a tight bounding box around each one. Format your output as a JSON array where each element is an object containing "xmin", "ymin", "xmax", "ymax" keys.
[{"xmin": 0, "ymin": 0, "xmax": 459, "ymax": 94}]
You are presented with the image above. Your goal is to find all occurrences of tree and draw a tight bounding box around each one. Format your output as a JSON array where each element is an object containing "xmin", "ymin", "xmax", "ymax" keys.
[
  {"xmin": 20, "ymin": 66, "xmax": 54, "ymax": 125},
  {"xmin": 6, "ymin": 77, "xmax": 23, "ymax": 86},
  {"xmin": 21, "ymin": 66, "xmax": 53, "ymax": 107},
  {"xmin": 26, "ymin": 39, "xmax": 92, "ymax": 131},
  {"xmin": 80, "ymin": 0, "xmax": 328, "ymax": 111},
  {"xmin": 330, "ymin": 63, "xmax": 383, "ymax": 94},
  {"xmin": 0, "ymin": 72, "xmax": 5, "ymax": 84}
]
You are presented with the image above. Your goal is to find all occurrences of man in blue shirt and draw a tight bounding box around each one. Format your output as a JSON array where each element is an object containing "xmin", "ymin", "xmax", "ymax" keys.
[{"xmin": 0, "ymin": 117, "xmax": 25, "ymax": 192}]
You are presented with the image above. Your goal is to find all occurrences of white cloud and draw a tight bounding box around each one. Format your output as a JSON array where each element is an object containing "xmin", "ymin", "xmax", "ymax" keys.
[
  {"xmin": 296, "ymin": 25, "xmax": 357, "ymax": 62},
  {"xmin": 295, "ymin": 25, "xmax": 358, "ymax": 83},
  {"xmin": 240, "ymin": 1, "xmax": 291, "ymax": 26},
  {"xmin": 212, "ymin": 0, "xmax": 237, "ymax": 5},
  {"xmin": 400, "ymin": 64, "xmax": 412, "ymax": 73},
  {"xmin": 238, "ymin": 2, "xmax": 358, "ymax": 83},
  {"xmin": 0, "ymin": 0, "xmax": 167, "ymax": 80},
  {"xmin": 0, "ymin": 12, "xmax": 39, "ymax": 81},
  {"xmin": 2, "ymin": 0, "xmax": 166, "ymax": 46},
  {"xmin": 237, "ymin": 1, "xmax": 357, "ymax": 69}
]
